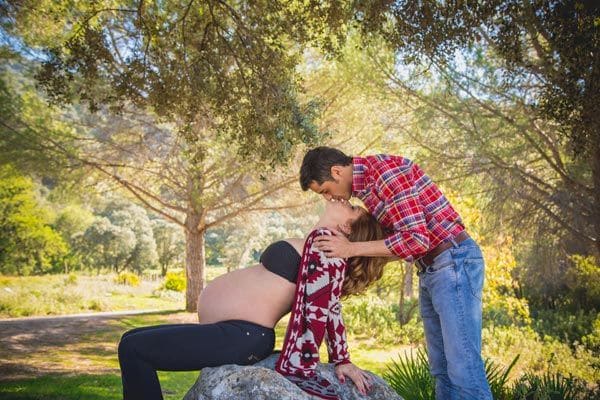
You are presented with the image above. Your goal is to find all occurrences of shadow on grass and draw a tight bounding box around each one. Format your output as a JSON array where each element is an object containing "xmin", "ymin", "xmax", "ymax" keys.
[{"xmin": 0, "ymin": 310, "xmax": 197, "ymax": 381}]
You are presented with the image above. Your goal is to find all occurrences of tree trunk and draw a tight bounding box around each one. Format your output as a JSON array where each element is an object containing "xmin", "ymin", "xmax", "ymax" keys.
[
  {"xmin": 238, "ymin": 244, "xmax": 253, "ymax": 270},
  {"xmin": 184, "ymin": 212, "xmax": 205, "ymax": 313},
  {"xmin": 593, "ymin": 137, "xmax": 600, "ymax": 257},
  {"xmin": 397, "ymin": 262, "xmax": 417, "ymax": 326},
  {"xmin": 404, "ymin": 262, "xmax": 414, "ymax": 298}
]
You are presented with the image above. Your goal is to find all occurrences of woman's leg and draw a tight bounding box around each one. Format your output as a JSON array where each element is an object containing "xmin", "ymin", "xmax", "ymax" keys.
[
  {"xmin": 120, "ymin": 323, "xmax": 198, "ymax": 340},
  {"xmin": 118, "ymin": 321, "xmax": 274, "ymax": 400}
]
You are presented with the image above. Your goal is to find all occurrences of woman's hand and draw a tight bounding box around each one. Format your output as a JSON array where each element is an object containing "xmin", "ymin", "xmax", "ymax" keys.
[{"xmin": 334, "ymin": 362, "xmax": 373, "ymax": 395}]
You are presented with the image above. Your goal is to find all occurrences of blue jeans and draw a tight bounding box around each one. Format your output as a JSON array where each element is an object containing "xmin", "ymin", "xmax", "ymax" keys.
[{"xmin": 418, "ymin": 238, "xmax": 492, "ymax": 400}]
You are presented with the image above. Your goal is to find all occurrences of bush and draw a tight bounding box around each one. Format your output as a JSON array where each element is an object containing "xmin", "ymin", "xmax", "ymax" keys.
[
  {"xmin": 342, "ymin": 294, "xmax": 424, "ymax": 346},
  {"xmin": 581, "ymin": 314, "xmax": 600, "ymax": 356},
  {"xmin": 87, "ymin": 298, "xmax": 108, "ymax": 311},
  {"xmin": 531, "ymin": 309, "xmax": 598, "ymax": 348},
  {"xmin": 384, "ymin": 348, "xmax": 598, "ymax": 400},
  {"xmin": 482, "ymin": 325, "xmax": 599, "ymax": 383},
  {"xmin": 565, "ymin": 255, "xmax": 600, "ymax": 310},
  {"xmin": 114, "ymin": 272, "xmax": 140, "ymax": 287},
  {"xmin": 163, "ymin": 271, "xmax": 185, "ymax": 292},
  {"xmin": 511, "ymin": 372, "xmax": 597, "ymax": 400},
  {"xmin": 384, "ymin": 348, "xmax": 434, "ymax": 400},
  {"xmin": 383, "ymin": 347, "xmax": 519, "ymax": 400},
  {"xmin": 63, "ymin": 272, "xmax": 78, "ymax": 285}
]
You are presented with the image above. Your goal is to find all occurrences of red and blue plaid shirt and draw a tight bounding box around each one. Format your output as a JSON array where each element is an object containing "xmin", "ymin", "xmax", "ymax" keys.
[{"xmin": 352, "ymin": 155, "xmax": 465, "ymax": 262}]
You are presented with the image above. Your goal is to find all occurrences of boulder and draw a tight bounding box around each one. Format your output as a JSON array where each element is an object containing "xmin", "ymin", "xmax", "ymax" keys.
[{"xmin": 183, "ymin": 353, "xmax": 403, "ymax": 400}]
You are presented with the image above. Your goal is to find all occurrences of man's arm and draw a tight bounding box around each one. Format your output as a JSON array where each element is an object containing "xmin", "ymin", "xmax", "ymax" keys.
[
  {"xmin": 350, "ymin": 239, "xmax": 395, "ymax": 257},
  {"xmin": 316, "ymin": 158, "xmax": 430, "ymax": 261},
  {"xmin": 314, "ymin": 230, "xmax": 400, "ymax": 259}
]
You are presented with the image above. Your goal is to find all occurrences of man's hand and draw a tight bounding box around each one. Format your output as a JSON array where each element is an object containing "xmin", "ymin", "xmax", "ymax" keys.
[
  {"xmin": 334, "ymin": 362, "xmax": 373, "ymax": 395},
  {"xmin": 314, "ymin": 229, "xmax": 354, "ymax": 258}
]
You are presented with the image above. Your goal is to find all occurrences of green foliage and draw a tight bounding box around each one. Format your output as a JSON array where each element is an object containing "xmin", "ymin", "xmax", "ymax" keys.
[
  {"xmin": 80, "ymin": 200, "xmax": 158, "ymax": 273},
  {"xmin": 581, "ymin": 315, "xmax": 600, "ymax": 356},
  {"xmin": 384, "ymin": 349, "xmax": 598, "ymax": 400},
  {"xmin": 565, "ymin": 255, "xmax": 600, "ymax": 310},
  {"xmin": 114, "ymin": 272, "xmax": 140, "ymax": 287},
  {"xmin": 355, "ymin": 1, "xmax": 600, "ymax": 160},
  {"xmin": 383, "ymin": 347, "xmax": 520, "ymax": 400},
  {"xmin": 0, "ymin": 164, "xmax": 69, "ymax": 275},
  {"xmin": 485, "ymin": 354, "xmax": 520, "ymax": 400},
  {"xmin": 63, "ymin": 272, "xmax": 78, "ymax": 285},
  {"xmin": 53, "ymin": 203, "xmax": 95, "ymax": 242},
  {"xmin": 483, "ymin": 325, "xmax": 599, "ymax": 384},
  {"xmin": 481, "ymin": 240, "xmax": 532, "ymax": 327},
  {"xmin": 163, "ymin": 271, "xmax": 186, "ymax": 292},
  {"xmin": 510, "ymin": 372, "xmax": 598, "ymax": 400},
  {"xmin": 531, "ymin": 309, "xmax": 598, "ymax": 350},
  {"xmin": 5, "ymin": 1, "xmax": 339, "ymax": 167},
  {"xmin": 384, "ymin": 348, "xmax": 434, "ymax": 400},
  {"xmin": 151, "ymin": 219, "xmax": 185, "ymax": 275},
  {"xmin": 0, "ymin": 274, "xmax": 182, "ymax": 318},
  {"xmin": 343, "ymin": 294, "xmax": 424, "ymax": 346}
]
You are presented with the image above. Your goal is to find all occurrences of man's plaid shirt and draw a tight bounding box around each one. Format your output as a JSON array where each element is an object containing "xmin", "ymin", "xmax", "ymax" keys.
[{"xmin": 352, "ymin": 154, "xmax": 465, "ymax": 262}]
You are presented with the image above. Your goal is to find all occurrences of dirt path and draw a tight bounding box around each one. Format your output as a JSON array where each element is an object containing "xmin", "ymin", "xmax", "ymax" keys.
[{"xmin": 0, "ymin": 309, "xmax": 197, "ymax": 381}]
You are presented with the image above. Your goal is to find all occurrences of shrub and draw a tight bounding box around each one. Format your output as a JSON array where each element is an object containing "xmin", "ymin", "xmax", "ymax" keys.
[
  {"xmin": 531, "ymin": 309, "xmax": 598, "ymax": 348},
  {"xmin": 163, "ymin": 271, "xmax": 185, "ymax": 292},
  {"xmin": 114, "ymin": 272, "xmax": 140, "ymax": 287},
  {"xmin": 342, "ymin": 294, "xmax": 424, "ymax": 346},
  {"xmin": 565, "ymin": 255, "xmax": 600, "ymax": 310},
  {"xmin": 384, "ymin": 348, "xmax": 434, "ymax": 400},
  {"xmin": 581, "ymin": 314, "xmax": 600, "ymax": 356},
  {"xmin": 483, "ymin": 325, "xmax": 599, "ymax": 383},
  {"xmin": 87, "ymin": 298, "xmax": 108, "ymax": 311},
  {"xmin": 486, "ymin": 354, "xmax": 520, "ymax": 400},
  {"xmin": 510, "ymin": 372, "xmax": 597, "ymax": 400},
  {"xmin": 63, "ymin": 272, "xmax": 78, "ymax": 285},
  {"xmin": 383, "ymin": 347, "xmax": 519, "ymax": 400}
]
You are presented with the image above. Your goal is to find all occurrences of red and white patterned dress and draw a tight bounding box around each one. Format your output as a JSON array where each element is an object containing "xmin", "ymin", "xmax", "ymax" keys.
[{"xmin": 275, "ymin": 228, "xmax": 350, "ymax": 400}]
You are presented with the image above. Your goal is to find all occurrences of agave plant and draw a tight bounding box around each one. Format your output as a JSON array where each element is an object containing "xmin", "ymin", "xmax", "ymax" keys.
[
  {"xmin": 383, "ymin": 348, "xmax": 435, "ymax": 400},
  {"xmin": 485, "ymin": 354, "xmax": 520, "ymax": 400},
  {"xmin": 384, "ymin": 348, "xmax": 519, "ymax": 400},
  {"xmin": 510, "ymin": 372, "xmax": 594, "ymax": 400}
]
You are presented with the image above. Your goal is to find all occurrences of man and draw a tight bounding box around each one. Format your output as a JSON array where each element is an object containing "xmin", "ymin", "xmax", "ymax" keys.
[{"xmin": 299, "ymin": 146, "xmax": 492, "ymax": 400}]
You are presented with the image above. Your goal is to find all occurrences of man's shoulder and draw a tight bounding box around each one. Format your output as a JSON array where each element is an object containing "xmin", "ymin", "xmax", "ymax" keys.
[{"xmin": 365, "ymin": 154, "xmax": 415, "ymax": 175}]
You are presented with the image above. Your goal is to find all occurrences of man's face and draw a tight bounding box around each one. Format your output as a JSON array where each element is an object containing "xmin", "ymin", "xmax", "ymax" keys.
[{"xmin": 308, "ymin": 166, "xmax": 353, "ymax": 201}]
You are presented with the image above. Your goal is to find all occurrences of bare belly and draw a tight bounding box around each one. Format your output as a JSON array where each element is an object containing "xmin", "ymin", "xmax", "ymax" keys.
[{"xmin": 197, "ymin": 264, "xmax": 296, "ymax": 328}]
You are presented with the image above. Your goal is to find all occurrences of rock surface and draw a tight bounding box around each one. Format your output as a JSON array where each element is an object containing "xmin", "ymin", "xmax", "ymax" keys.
[{"xmin": 183, "ymin": 353, "xmax": 403, "ymax": 400}]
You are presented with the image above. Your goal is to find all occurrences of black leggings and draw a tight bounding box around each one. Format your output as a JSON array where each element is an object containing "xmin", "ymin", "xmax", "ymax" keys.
[{"xmin": 117, "ymin": 319, "xmax": 275, "ymax": 400}]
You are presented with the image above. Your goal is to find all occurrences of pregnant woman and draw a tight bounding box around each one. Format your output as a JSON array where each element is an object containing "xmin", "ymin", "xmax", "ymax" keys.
[{"xmin": 118, "ymin": 200, "xmax": 388, "ymax": 400}]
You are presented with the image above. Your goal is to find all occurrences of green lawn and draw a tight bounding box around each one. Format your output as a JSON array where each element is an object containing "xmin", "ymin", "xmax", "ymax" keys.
[
  {"xmin": 0, "ymin": 268, "xmax": 227, "ymax": 318},
  {"xmin": 0, "ymin": 308, "xmax": 411, "ymax": 400}
]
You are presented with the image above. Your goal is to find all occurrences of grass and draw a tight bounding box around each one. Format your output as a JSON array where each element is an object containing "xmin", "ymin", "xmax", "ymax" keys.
[
  {"xmin": 273, "ymin": 316, "xmax": 411, "ymax": 377},
  {"xmin": 0, "ymin": 267, "xmax": 229, "ymax": 318},
  {"xmin": 0, "ymin": 310, "xmax": 411, "ymax": 399},
  {"xmin": 7, "ymin": 270, "xmax": 596, "ymax": 399},
  {"xmin": 1, "ymin": 311, "xmax": 216, "ymax": 399},
  {"xmin": 0, "ymin": 371, "xmax": 201, "ymax": 400}
]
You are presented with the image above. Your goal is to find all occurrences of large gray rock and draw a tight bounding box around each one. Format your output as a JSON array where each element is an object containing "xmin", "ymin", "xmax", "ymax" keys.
[{"xmin": 183, "ymin": 353, "xmax": 403, "ymax": 400}]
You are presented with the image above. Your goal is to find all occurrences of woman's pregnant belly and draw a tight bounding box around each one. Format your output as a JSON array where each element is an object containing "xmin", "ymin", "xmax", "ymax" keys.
[{"xmin": 197, "ymin": 264, "xmax": 296, "ymax": 328}]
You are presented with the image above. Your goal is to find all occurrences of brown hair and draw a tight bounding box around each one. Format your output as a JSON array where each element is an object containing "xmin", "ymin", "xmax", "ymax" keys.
[
  {"xmin": 300, "ymin": 147, "xmax": 352, "ymax": 191},
  {"xmin": 343, "ymin": 210, "xmax": 390, "ymax": 297}
]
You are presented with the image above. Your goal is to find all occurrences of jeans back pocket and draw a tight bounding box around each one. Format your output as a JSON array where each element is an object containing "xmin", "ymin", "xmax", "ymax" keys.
[{"xmin": 463, "ymin": 258, "xmax": 485, "ymax": 300}]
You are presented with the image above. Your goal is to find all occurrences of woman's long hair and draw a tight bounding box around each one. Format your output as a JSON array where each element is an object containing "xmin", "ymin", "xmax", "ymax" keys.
[{"xmin": 343, "ymin": 210, "xmax": 390, "ymax": 297}]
